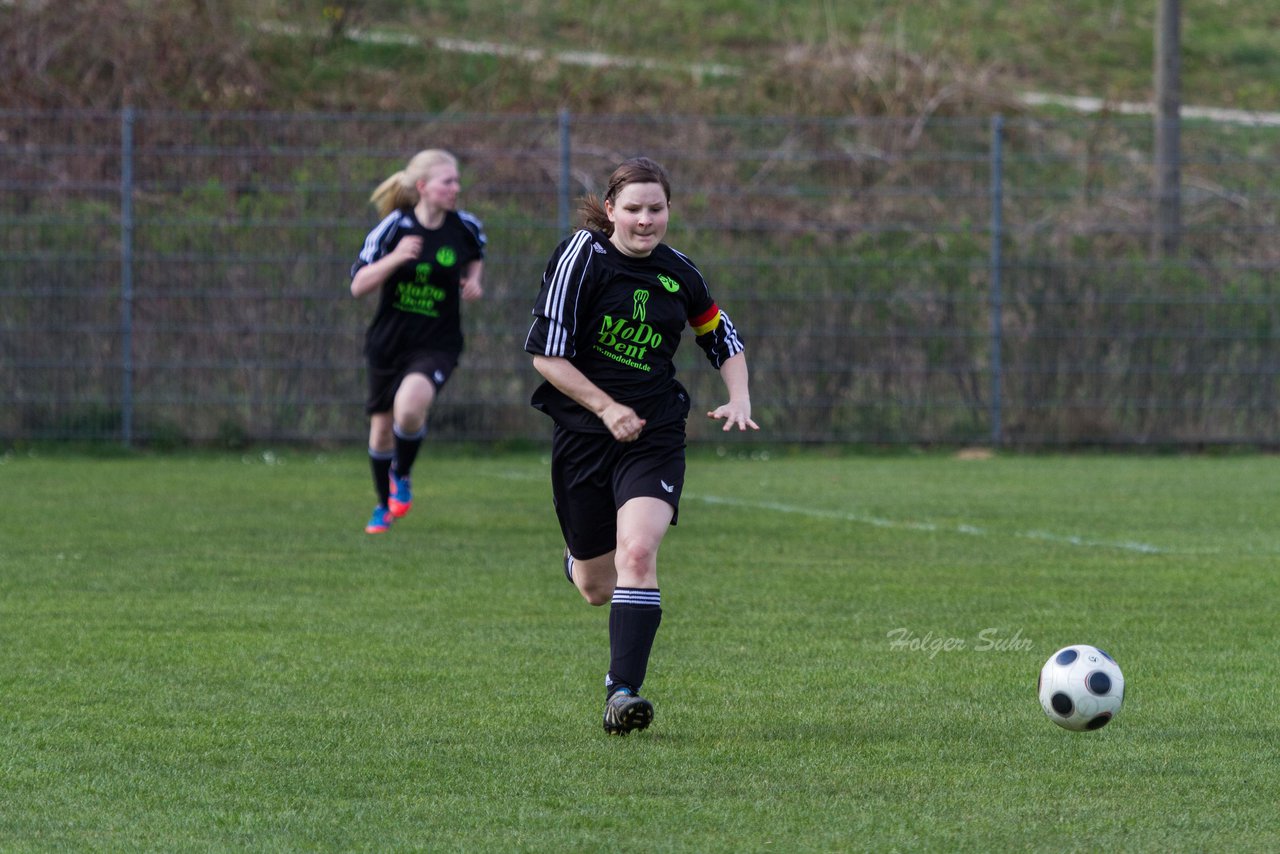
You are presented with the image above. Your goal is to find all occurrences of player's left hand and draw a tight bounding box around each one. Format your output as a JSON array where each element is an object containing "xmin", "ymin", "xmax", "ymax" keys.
[
  {"xmin": 707, "ymin": 401, "xmax": 759, "ymax": 432},
  {"xmin": 461, "ymin": 277, "xmax": 483, "ymax": 301}
]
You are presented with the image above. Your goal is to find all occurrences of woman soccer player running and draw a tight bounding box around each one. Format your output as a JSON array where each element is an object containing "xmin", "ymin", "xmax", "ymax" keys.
[
  {"xmin": 524, "ymin": 156, "xmax": 758, "ymax": 734},
  {"xmin": 350, "ymin": 149, "xmax": 486, "ymax": 534}
]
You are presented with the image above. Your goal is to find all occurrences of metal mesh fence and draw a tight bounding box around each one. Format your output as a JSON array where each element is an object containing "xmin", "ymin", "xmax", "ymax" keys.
[{"xmin": 2, "ymin": 108, "xmax": 1277, "ymax": 446}]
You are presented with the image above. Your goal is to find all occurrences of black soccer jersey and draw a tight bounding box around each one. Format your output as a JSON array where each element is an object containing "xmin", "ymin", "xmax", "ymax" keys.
[
  {"xmin": 352, "ymin": 208, "xmax": 486, "ymax": 361},
  {"xmin": 525, "ymin": 229, "xmax": 744, "ymax": 433}
]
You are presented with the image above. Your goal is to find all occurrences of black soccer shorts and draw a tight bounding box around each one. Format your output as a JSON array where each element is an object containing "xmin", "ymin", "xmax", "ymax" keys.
[
  {"xmin": 549, "ymin": 419, "xmax": 687, "ymax": 560},
  {"xmin": 365, "ymin": 350, "xmax": 458, "ymax": 414}
]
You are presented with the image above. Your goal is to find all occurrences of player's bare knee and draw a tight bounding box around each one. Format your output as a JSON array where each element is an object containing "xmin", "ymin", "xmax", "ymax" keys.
[{"xmin": 614, "ymin": 537, "xmax": 659, "ymax": 580}]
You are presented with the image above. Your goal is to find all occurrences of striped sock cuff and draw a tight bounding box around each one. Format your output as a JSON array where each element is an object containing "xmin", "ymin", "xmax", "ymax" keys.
[
  {"xmin": 393, "ymin": 423, "xmax": 427, "ymax": 441},
  {"xmin": 612, "ymin": 587, "xmax": 661, "ymax": 607}
]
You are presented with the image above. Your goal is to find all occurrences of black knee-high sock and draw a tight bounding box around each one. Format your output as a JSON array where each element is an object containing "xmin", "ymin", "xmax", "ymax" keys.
[
  {"xmin": 369, "ymin": 448, "xmax": 394, "ymax": 506},
  {"xmin": 392, "ymin": 423, "xmax": 426, "ymax": 479},
  {"xmin": 607, "ymin": 588, "xmax": 662, "ymax": 696}
]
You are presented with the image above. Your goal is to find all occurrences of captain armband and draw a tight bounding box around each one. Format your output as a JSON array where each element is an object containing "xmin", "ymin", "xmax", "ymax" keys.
[{"xmin": 690, "ymin": 304, "xmax": 721, "ymax": 336}]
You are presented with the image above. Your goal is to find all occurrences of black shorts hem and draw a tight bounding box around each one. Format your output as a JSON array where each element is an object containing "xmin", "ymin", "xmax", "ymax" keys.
[{"xmin": 365, "ymin": 350, "xmax": 459, "ymax": 414}]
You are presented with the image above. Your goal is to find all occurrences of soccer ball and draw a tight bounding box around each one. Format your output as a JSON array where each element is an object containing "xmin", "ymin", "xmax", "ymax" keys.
[{"xmin": 1037, "ymin": 644, "xmax": 1125, "ymax": 731}]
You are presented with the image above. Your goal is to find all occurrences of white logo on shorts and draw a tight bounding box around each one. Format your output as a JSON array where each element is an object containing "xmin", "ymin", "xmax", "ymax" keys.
[{"xmin": 660, "ymin": 480, "xmax": 675, "ymax": 493}]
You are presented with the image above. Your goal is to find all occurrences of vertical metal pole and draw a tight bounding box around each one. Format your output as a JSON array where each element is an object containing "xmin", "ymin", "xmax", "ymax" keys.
[
  {"xmin": 988, "ymin": 115, "xmax": 1005, "ymax": 446},
  {"xmin": 120, "ymin": 107, "xmax": 136, "ymax": 447},
  {"xmin": 1153, "ymin": 0, "xmax": 1182, "ymax": 257},
  {"xmin": 557, "ymin": 108, "xmax": 571, "ymax": 237}
]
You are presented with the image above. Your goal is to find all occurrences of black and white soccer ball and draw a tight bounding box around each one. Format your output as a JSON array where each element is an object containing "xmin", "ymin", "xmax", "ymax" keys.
[{"xmin": 1037, "ymin": 644, "xmax": 1125, "ymax": 731}]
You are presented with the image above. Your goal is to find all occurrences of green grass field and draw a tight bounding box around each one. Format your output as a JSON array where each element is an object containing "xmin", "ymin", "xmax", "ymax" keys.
[{"xmin": 1, "ymin": 448, "xmax": 1277, "ymax": 851}]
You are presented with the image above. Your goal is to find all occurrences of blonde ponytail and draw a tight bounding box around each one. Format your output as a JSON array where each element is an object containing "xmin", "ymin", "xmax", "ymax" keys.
[{"xmin": 369, "ymin": 170, "xmax": 414, "ymax": 218}]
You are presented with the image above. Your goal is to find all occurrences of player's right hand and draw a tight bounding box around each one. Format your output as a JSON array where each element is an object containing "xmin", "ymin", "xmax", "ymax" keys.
[
  {"xmin": 394, "ymin": 235, "xmax": 424, "ymax": 263},
  {"xmin": 601, "ymin": 402, "xmax": 645, "ymax": 443}
]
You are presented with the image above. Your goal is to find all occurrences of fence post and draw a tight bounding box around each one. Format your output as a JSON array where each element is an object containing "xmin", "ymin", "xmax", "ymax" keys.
[
  {"xmin": 557, "ymin": 108, "xmax": 571, "ymax": 237},
  {"xmin": 988, "ymin": 114, "xmax": 1004, "ymax": 446},
  {"xmin": 120, "ymin": 106, "xmax": 136, "ymax": 447},
  {"xmin": 1153, "ymin": 0, "xmax": 1182, "ymax": 257}
]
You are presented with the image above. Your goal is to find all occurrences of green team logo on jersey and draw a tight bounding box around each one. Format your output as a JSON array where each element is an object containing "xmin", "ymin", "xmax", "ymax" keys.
[
  {"xmin": 395, "ymin": 263, "xmax": 446, "ymax": 316},
  {"xmin": 595, "ymin": 314, "xmax": 663, "ymax": 372},
  {"xmin": 435, "ymin": 246, "xmax": 457, "ymax": 267},
  {"xmin": 658, "ymin": 274, "xmax": 680, "ymax": 293},
  {"xmin": 632, "ymin": 289, "xmax": 649, "ymax": 321}
]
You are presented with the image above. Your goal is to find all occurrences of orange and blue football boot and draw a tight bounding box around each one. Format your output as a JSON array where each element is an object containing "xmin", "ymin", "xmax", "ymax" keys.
[
  {"xmin": 388, "ymin": 472, "xmax": 413, "ymax": 518},
  {"xmin": 365, "ymin": 504, "xmax": 394, "ymax": 534}
]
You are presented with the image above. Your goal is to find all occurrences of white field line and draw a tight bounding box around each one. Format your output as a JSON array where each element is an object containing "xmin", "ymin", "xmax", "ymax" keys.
[
  {"xmin": 259, "ymin": 21, "xmax": 1280, "ymax": 127},
  {"xmin": 691, "ymin": 493, "xmax": 1171, "ymax": 555},
  {"xmin": 497, "ymin": 469, "xmax": 1272, "ymax": 556}
]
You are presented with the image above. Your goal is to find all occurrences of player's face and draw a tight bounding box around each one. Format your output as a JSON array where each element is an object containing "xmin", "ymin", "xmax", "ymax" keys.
[
  {"xmin": 606, "ymin": 182, "xmax": 669, "ymax": 258},
  {"xmin": 419, "ymin": 164, "xmax": 461, "ymax": 211}
]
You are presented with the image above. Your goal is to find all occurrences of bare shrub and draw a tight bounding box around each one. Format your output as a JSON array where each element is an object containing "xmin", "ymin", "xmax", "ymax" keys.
[{"xmin": 0, "ymin": 0, "xmax": 265, "ymax": 109}]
